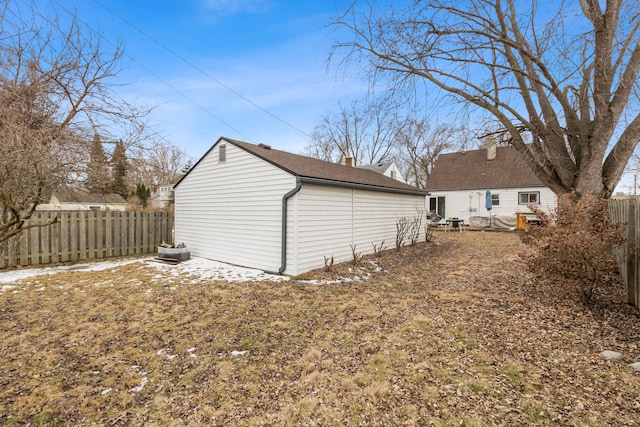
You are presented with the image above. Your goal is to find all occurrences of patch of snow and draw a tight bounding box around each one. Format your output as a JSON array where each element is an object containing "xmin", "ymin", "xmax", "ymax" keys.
[
  {"xmin": 0, "ymin": 255, "xmax": 291, "ymax": 287},
  {"xmin": 0, "ymin": 258, "xmax": 150, "ymax": 284},
  {"xmin": 129, "ymin": 377, "xmax": 148, "ymax": 393},
  {"xmin": 100, "ymin": 387, "xmax": 113, "ymax": 395},
  {"xmin": 298, "ymin": 273, "xmax": 372, "ymax": 286},
  {"xmin": 157, "ymin": 349, "xmax": 177, "ymax": 360},
  {"xmin": 231, "ymin": 350, "xmax": 248, "ymax": 356},
  {"xmin": 149, "ymin": 257, "xmax": 289, "ymax": 283}
]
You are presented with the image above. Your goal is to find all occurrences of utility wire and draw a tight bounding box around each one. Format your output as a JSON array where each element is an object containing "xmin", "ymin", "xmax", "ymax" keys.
[
  {"xmin": 91, "ymin": 0, "xmax": 312, "ymax": 139},
  {"xmin": 49, "ymin": 0, "xmax": 256, "ymax": 143}
]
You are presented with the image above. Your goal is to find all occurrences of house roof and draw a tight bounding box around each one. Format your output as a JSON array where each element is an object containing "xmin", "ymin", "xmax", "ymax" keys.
[
  {"xmin": 425, "ymin": 145, "xmax": 544, "ymax": 191},
  {"xmin": 53, "ymin": 188, "xmax": 127, "ymax": 204},
  {"xmin": 356, "ymin": 161, "xmax": 394, "ymax": 174},
  {"xmin": 177, "ymin": 137, "xmax": 428, "ymax": 196}
]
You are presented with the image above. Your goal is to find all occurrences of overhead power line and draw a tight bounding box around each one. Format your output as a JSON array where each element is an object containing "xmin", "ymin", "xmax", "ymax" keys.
[
  {"xmin": 90, "ymin": 0, "xmax": 312, "ymax": 139},
  {"xmin": 48, "ymin": 0, "xmax": 257, "ymax": 143}
]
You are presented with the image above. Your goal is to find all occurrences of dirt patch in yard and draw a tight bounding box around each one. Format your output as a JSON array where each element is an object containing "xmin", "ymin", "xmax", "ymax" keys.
[{"xmin": 1, "ymin": 231, "xmax": 639, "ymax": 426}]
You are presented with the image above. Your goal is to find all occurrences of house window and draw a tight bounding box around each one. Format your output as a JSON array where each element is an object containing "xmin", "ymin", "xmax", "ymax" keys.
[
  {"xmin": 219, "ymin": 144, "xmax": 226, "ymax": 163},
  {"xmin": 518, "ymin": 191, "xmax": 540, "ymax": 205},
  {"xmin": 491, "ymin": 193, "xmax": 500, "ymax": 206},
  {"xmin": 429, "ymin": 196, "xmax": 446, "ymax": 219},
  {"xmin": 390, "ymin": 170, "xmax": 396, "ymax": 180}
]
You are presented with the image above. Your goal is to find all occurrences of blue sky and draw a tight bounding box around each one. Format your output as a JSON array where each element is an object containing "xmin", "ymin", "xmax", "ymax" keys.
[
  {"xmin": 57, "ymin": 0, "xmax": 362, "ymax": 162},
  {"xmin": 25, "ymin": 0, "xmax": 638, "ymax": 193}
]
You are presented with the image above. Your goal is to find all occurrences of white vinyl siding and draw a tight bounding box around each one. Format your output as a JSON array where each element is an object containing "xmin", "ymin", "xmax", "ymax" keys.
[
  {"xmin": 352, "ymin": 191, "xmax": 425, "ymax": 249},
  {"xmin": 287, "ymin": 184, "xmax": 426, "ymax": 275},
  {"xmin": 174, "ymin": 143, "xmax": 295, "ymax": 272},
  {"xmin": 290, "ymin": 185, "xmax": 354, "ymax": 275}
]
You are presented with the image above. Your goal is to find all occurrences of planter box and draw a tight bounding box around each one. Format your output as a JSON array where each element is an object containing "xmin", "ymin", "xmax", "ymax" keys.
[{"xmin": 157, "ymin": 246, "xmax": 191, "ymax": 261}]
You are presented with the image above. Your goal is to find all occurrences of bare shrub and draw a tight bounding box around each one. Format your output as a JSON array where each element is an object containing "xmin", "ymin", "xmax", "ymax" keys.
[
  {"xmin": 350, "ymin": 244, "xmax": 363, "ymax": 265},
  {"xmin": 323, "ymin": 255, "xmax": 334, "ymax": 272},
  {"xmin": 372, "ymin": 241, "xmax": 386, "ymax": 257},
  {"xmin": 396, "ymin": 217, "xmax": 410, "ymax": 249},
  {"xmin": 408, "ymin": 213, "xmax": 423, "ymax": 246},
  {"xmin": 425, "ymin": 221, "xmax": 436, "ymax": 242},
  {"xmin": 397, "ymin": 212, "xmax": 426, "ymax": 249},
  {"xmin": 520, "ymin": 193, "xmax": 625, "ymax": 306}
]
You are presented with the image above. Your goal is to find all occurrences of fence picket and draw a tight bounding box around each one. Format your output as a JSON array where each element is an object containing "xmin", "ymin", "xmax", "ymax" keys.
[
  {"xmin": 0, "ymin": 211, "xmax": 174, "ymax": 270},
  {"xmin": 609, "ymin": 198, "xmax": 640, "ymax": 310},
  {"xmin": 60, "ymin": 213, "xmax": 70, "ymax": 262}
]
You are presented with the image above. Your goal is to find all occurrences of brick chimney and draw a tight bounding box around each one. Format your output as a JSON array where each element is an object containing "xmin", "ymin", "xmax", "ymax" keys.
[
  {"xmin": 345, "ymin": 157, "xmax": 353, "ymax": 167},
  {"xmin": 487, "ymin": 139, "xmax": 497, "ymax": 160}
]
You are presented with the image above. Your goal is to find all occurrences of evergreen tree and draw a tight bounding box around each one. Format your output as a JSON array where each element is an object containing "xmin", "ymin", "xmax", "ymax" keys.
[
  {"xmin": 135, "ymin": 183, "xmax": 151, "ymax": 207},
  {"xmin": 112, "ymin": 139, "xmax": 128, "ymax": 198},
  {"xmin": 86, "ymin": 133, "xmax": 111, "ymax": 193},
  {"xmin": 180, "ymin": 160, "xmax": 193, "ymax": 176}
]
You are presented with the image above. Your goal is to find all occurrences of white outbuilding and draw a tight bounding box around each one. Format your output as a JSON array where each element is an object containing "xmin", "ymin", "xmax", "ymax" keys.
[{"xmin": 173, "ymin": 137, "xmax": 429, "ymax": 276}]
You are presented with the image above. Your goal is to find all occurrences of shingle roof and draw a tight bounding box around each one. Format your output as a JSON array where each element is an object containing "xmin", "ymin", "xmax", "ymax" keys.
[
  {"xmin": 178, "ymin": 137, "xmax": 428, "ymax": 196},
  {"xmin": 53, "ymin": 188, "xmax": 127, "ymax": 204},
  {"xmin": 425, "ymin": 145, "xmax": 544, "ymax": 191},
  {"xmin": 356, "ymin": 161, "xmax": 393, "ymax": 174}
]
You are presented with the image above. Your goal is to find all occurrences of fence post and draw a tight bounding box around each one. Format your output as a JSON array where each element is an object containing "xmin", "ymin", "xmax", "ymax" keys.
[{"xmin": 627, "ymin": 200, "xmax": 637, "ymax": 305}]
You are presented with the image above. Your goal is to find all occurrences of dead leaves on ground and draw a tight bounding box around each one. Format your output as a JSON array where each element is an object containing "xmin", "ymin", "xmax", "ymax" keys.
[{"xmin": 1, "ymin": 231, "xmax": 640, "ymax": 425}]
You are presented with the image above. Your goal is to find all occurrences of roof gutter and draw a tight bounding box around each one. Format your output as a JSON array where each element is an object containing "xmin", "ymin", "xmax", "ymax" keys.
[
  {"xmin": 265, "ymin": 177, "xmax": 302, "ymax": 275},
  {"xmin": 299, "ymin": 176, "xmax": 429, "ymax": 196}
]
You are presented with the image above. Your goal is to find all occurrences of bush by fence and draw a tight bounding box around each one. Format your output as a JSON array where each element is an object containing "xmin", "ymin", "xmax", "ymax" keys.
[
  {"xmin": 0, "ymin": 211, "xmax": 174, "ymax": 269},
  {"xmin": 608, "ymin": 198, "xmax": 639, "ymax": 308}
]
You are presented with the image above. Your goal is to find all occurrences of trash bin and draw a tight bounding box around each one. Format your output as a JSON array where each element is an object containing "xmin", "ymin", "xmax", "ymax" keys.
[{"xmin": 515, "ymin": 212, "xmax": 527, "ymax": 231}]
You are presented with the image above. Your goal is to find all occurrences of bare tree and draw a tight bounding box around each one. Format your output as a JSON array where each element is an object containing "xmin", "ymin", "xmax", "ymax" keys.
[
  {"xmin": 396, "ymin": 120, "xmax": 462, "ymax": 189},
  {"xmin": 333, "ymin": 0, "xmax": 640, "ymax": 199},
  {"xmin": 0, "ymin": 2, "xmax": 152, "ymax": 244},
  {"xmin": 306, "ymin": 98, "xmax": 398, "ymax": 166},
  {"xmin": 127, "ymin": 142, "xmax": 190, "ymax": 188}
]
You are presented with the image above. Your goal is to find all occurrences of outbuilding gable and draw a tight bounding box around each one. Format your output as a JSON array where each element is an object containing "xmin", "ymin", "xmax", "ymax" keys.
[
  {"xmin": 176, "ymin": 137, "xmax": 426, "ymax": 196},
  {"xmin": 174, "ymin": 137, "xmax": 429, "ymax": 276}
]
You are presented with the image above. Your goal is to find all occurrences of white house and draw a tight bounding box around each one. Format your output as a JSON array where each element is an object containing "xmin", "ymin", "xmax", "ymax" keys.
[
  {"xmin": 356, "ymin": 160, "xmax": 406, "ymax": 183},
  {"xmin": 173, "ymin": 137, "xmax": 429, "ymax": 276},
  {"xmin": 425, "ymin": 144, "xmax": 557, "ymax": 228},
  {"xmin": 37, "ymin": 188, "xmax": 128, "ymax": 211},
  {"xmin": 149, "ymin": 184, "xmax": 174, "ymax": 210}
]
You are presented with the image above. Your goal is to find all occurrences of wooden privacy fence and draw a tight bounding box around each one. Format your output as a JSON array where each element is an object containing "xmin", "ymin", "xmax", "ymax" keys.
[
  {"xmin": 608, "ymin": 198, "xmax": 639, "ymax": 309},
  {"xmin": 0, "ymin": 211, "xmax": 174, "ymax": 269}
]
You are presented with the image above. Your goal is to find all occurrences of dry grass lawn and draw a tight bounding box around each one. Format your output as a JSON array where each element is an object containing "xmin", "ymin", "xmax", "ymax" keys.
[{"xmin": 1, "ymin": 231, "xmax": 639, "ymax": 426}]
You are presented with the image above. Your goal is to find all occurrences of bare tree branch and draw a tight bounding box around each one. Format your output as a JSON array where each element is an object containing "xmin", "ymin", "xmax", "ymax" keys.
[
  {"xmin": 0, "ymin": 1, "xmax": 153, "ymax": 244},
  {"xmin": 332, "ymin": 0, "xmax": 640, "ymax": 198}
]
